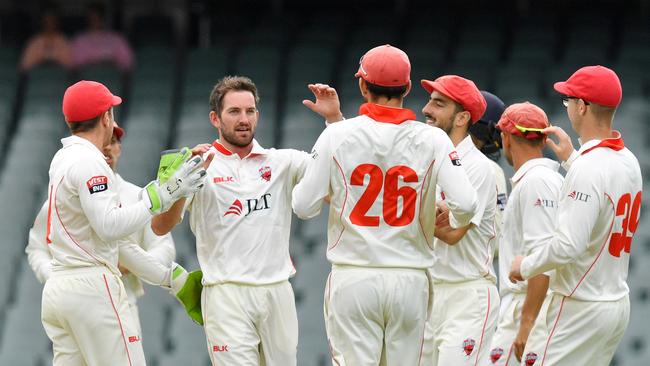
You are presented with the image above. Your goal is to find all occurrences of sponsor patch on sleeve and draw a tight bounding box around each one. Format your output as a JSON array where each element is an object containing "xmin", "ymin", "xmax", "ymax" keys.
[
  {"xmin": 449, "ymin": 151, "xmax": 462, "ymax": 166},
  {"xmin": 86, "ymin": 176, "xmax": 108, "ymax": 194},
  {"xmin": 497, "ymin": 193, "xmax": 507, "ymax": 211}
]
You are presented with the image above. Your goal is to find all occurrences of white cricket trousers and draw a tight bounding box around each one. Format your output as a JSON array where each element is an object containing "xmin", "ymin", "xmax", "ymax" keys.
[
  {"xmin": 325, "ymin": 265, "xmax": 430, "ymax": 366},
  {"xmin": 487, "ymin": 292, "xmax": 550, "ymax": 365},
  {"xmin": 202, "ymin": 280, "xmax": 298, "ymax": 366},
  {"xmin": 421, "ymin": 278, "xmax": 499, "ymax": 366},
  {"xmin": 41, "ymin": 266, "xmax": 145, "ymax": 366},
  {"xmin": 520, "ymin": 293, "xmax": 629, "ymax": 366}
]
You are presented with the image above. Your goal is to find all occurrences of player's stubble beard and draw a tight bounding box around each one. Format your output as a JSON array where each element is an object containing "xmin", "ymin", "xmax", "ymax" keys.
[{"xmin": 221, "ymin": 123, "xmax": 255, "ymax": 148}]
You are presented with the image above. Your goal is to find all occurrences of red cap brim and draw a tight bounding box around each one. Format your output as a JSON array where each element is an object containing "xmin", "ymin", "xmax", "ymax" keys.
[
  {"xmin": 420, "ymin": 79, "xmax": 459, "ymax": 105},
  {"xmin": 112, "ymin": 95, "xmax": 123, "ymax": 106},
  {"xmin": 553, "ymin": 82, "xmax": 573, "ymax": 97}
]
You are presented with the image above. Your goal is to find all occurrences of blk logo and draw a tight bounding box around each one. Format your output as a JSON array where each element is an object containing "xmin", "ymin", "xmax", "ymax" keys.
[
  {"xmin": 568, "ymin": 190, "xmax": 591, "ymax": 202},
  {"xmin": 224, "ymin": 194, "xmax": 272, "ymax": 217},
  {"xmin": 128, "ymin": 335, "xmax": 140, "ymax": 343},
  {"xmin": 213, "ymin": 345, "xmax": 229, "ymax": 352},
  {"xmin": 213, "ymin": 176, "xmax": 234, "ymax": 184}
]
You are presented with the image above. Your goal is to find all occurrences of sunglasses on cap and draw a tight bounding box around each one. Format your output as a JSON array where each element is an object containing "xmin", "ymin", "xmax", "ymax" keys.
[
  {"xmin": 514, "ymin": 124, "xmax": 547, "ymax": 137},
  {"xmin": 561, "ymin": 96, "xmax": 590, "ymax": 107}
]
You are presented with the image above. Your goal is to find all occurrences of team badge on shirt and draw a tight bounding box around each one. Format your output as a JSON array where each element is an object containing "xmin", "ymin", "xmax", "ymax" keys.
[
  {"xmin": 525, "ymin": 352, "xmax": 538, "ymax": 365},
  {"xmin": 86, "ymin": 176, "xmax": 108, "ymax": 194},
  {"xmin": 449, "ymin": 151, "xmax": 462, "ymax": 166},
  {"xmin": 259, "ymin": 166, "xmax": 272, "ymax": 182},
  {"xmin": 462, "ymin": 338, "xmax": 476, "ymax": 355},
  {"xmin": 490, "ymin": 347, "xmax": 504, "ymax": 363}
]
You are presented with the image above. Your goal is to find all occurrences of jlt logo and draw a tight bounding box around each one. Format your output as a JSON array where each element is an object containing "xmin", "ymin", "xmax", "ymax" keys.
[
  {"xmin": 224, "ymin": 193, "xmax": 272, "ymax": 217},
  {"xmin": 568, "ymin": 190, "xmax": 591, "ymax": 202},
  {"xmin": 534, "ymin": 198, "xmax": 556, "ymax": 207}
]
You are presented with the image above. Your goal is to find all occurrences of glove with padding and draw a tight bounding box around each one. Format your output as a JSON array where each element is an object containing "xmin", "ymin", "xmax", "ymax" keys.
[
  {"xmin": 142, "ymin": 147, "xmax": 207, "ymax": 214},
  {"xmin": 170, "ymin": 263, "xmax": 204, "ymax": 325}
]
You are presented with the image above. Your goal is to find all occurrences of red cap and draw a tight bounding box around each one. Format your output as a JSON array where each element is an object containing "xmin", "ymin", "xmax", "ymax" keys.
[
  {"xmin": 553, "ymin": 65, "xmax": 622, "ymax": 107},
  {"xmin": 355, "ymin": 44, "xmax": 411, "ymax": 87},
  {"xmin": 62, "ymin": 80, "xmax": 122, "ymax": 122},
  {"xmin": 496, "ymin": 102, "xmax": 549, "ymax": 139},
  {"xmin": 420, "ymin": 75, "xmax": 487, "ymax": 123},
  {"xmin": 113, "ymin": 121, "xmax": 125, "ymax": 140}
]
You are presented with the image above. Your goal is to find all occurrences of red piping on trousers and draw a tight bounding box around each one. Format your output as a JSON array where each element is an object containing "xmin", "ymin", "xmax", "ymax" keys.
[
  {"xmin": 473, "ymin": 287, "xmax": 492, "ymax": 366},
  {"xmin": 103, "ymin": 274, "xmax": 133, "ymax": 366},
  {"xmin": 540, "ymin": 296, "xmax": 567, "ymax": 366}
]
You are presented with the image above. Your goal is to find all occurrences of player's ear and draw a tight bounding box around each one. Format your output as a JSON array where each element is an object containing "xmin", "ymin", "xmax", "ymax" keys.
[
  {"xmin": 403, "ymin": 80, "xmax": 412, "ymax": 98},
  {"xmin": 209, "ymin": 110, "xmax": 220, "ymax": 129},
  {"xmin": 358, "ymin": 78, "xmax": 368, "ymax": 97}
]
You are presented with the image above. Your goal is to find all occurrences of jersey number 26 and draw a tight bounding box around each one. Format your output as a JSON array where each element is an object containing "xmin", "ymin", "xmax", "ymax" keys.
[{"xmin": 349, "ymin": 164, "xmax": 418, "ymax": 227}]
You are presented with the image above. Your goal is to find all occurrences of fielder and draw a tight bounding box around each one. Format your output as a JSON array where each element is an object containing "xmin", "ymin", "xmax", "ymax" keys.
[
  {"xmin": 41, "ymin": 80, "xmax": 206, "ymax": 365},
  {"xmin": 487, "ymin": 102, "xmax": 563, "ymax": 365},
  {"xmin": 293, "ymin": 44, "xmax": 479, "ymax": 366},
  {"xmin": 26, "ymin": 122, "xmax": 176, "ymax": 336},
  {"xmin": 152, "ymin": 75, "xmax": 337, "ymax": 366},
  {"xmin": 469, "ymin": 91, "xmax": 508, "ymax": 233},
  {"xmin": 510, "ymin": 66, "xmax": 642, "ymax": 365},
  {"xmin": 418, "ymin": 75, "xmax": 499, "ymax": 366}
]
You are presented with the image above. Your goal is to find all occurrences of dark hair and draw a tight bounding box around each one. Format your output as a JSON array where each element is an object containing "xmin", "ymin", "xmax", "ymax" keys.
[
  {"xmin": 512, "ymin": 133, "xmax": 545, "ymax": 147},
  {"xmin": 67, "ymin": 109, "xmax": 110, "ymax": 134},
  {"xmin": 68, "ymin": 117, "xmax": 100, "ymax": 134},
  {"xmin": 209, "ymin": 76, "xmax": 260, "ymax": 115},
  {"xmin": 365, "ymin": 80, "xmax": 408, "ymax": 101}
]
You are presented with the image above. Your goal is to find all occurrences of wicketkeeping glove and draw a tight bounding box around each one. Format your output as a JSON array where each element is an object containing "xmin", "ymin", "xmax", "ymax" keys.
[
  {"xmin": 142, "ymin": 147, "xmax": 207, "ymax": 215},
  {"xmin": 170, "ymin": 263, "xmax": 204, "ymax": 325}
]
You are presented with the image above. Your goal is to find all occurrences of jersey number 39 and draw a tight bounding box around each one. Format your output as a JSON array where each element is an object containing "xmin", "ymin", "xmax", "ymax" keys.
[
  {"xmin": 609, "ymin": 191, "xmax": 642, "ymax": 257},
  {"xmin": 349, "ymin": 164, "xmax": 418, "ymax": 227}
]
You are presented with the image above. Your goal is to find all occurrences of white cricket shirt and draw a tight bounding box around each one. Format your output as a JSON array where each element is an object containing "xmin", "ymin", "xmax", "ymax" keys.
[
  {"xmin": 521, "ymin": 132, "xmax": 643, "ymax": 301},
  {"xmin": 292, "ymin": 103, "xmax": 479, "ymax": 269},
  {"xmin": 26, "ymin": 173, "xmax": 175, "ymax": 300},
  {"xmin": 47, "ymin": 136, "xmax": 152, "ymax": 274},
  {"xmin": 186, "ymin": 139, "xmax": 309, "ymax": 285},
  {"xmin": 498, "ymin": 158, "xmax": 563, "ymax": 296},
  {"xmin": 430, "ymin": 135, "xmax": 498, "ymax": 283}
]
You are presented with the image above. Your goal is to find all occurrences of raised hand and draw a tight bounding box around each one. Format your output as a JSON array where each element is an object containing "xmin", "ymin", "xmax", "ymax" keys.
[{"xmin": 302, "ymin": 83, "xmax": 344, "ymax": 123}]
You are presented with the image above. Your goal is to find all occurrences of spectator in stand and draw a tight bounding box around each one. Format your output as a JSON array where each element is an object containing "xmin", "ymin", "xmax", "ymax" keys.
[
  {"xmin": 71, "ymin": 2, "xmax": 134, "ymax": 72},
  {"xmin": 20, "ymin": 5, "xmax": 72, "ymax": 71}
]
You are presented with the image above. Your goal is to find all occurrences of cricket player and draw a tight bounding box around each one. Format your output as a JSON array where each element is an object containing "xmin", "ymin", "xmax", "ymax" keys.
[
  {"xmin": 417, "ymin": 75, "xmax": 498, "ymax": 366},
  {"xmin": 152, "ymin": 75, "xmax": 333, "ymax": 365},
  {"xmin": 292, "ymin": 44, "xmax": 479, "ymax": 366},
  {"xmin": 41, "ymin": 80, "xmax": 206, "ymax": 365},
  {"xmin": 486, "ymin": 102, "xmax": 563, "ymax": 365},
  {"xmin": 469, "ymin": 91, "xmax": 508, "ymax": 228},
  {"xmin": 510, "ymin": 66, "xmax": 642, "ymax": 365},
  {"xmin": 26, "ymin": 122, "xmax": 176, "ymax": 335}
]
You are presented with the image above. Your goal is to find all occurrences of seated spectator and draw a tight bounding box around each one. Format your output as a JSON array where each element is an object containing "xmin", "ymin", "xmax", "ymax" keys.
[
  {"xmin": 71, "ymin": 2, "xmax": 134, "ymax": 72},
  {"xmin": 20, "ymin": 5, "xmax": 72, "ymax": 71}
]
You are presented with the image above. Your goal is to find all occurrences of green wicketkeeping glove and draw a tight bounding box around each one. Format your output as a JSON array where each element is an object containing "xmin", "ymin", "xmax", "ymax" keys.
[
  {"xmin": 157, "ymin": 148, "xmax": 187, "ymax": 181},
  {"xmin": 142, "ymin": 147, "xmax": 207, "ymax": 214},
  {"xmin": 170, "ymin": 264, "xmax": 204, "ymax": 325}
]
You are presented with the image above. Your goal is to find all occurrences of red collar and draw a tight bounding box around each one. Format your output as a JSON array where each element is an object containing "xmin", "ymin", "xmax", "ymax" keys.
[
  {"xmin": 581, "ymin": 131, "xmax": 625, "ymax": 155},
  {"xmin": 358, "ymin": 103, "xmax": 416, "ymax": 125},
  {"xmin": 212, "ymin": 140, "xmax": 233, "ymax": 156}
]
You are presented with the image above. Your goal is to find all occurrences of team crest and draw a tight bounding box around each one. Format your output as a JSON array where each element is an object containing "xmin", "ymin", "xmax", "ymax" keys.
[
  {"xmin": 462, "ymin": 338, "xmax": 476, "ymax": 356},
  {"xmin": 525, "ymin": 352, "xmax": 538, "ymax": 366},
  {"xmin": 490, "ymin": 347, "xmax": 504, "ymax": 363},
  {"xmin": 259, "ymin": 166, "xmax": 272, "ymax": 182}
]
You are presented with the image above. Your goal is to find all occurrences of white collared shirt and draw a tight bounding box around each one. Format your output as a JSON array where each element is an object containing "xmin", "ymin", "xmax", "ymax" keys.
[
  {"xmin": 521, "ymin": 132, "xmax": 643, "ymax": 301},
  {"xmin": 186, "ymin": 139, "xmax": 310, "ymax": 285},
  {"xmin": 292, "ymin": 105, "xmax": 479, "ymax": 269},
  {"xmin": 26, "ymin": 173, "xmax": 175, "ymax": 301},
  {"xmin": 47, "ymin": 136, "xmax": 152, "ymax": 274},
  {"xmin": 498, "ymin": 158, "xmax": 563, "ymax": 296},
  {"xmin": 431, "ymin": 135, "xmax": 498, "ymax": 283}
]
